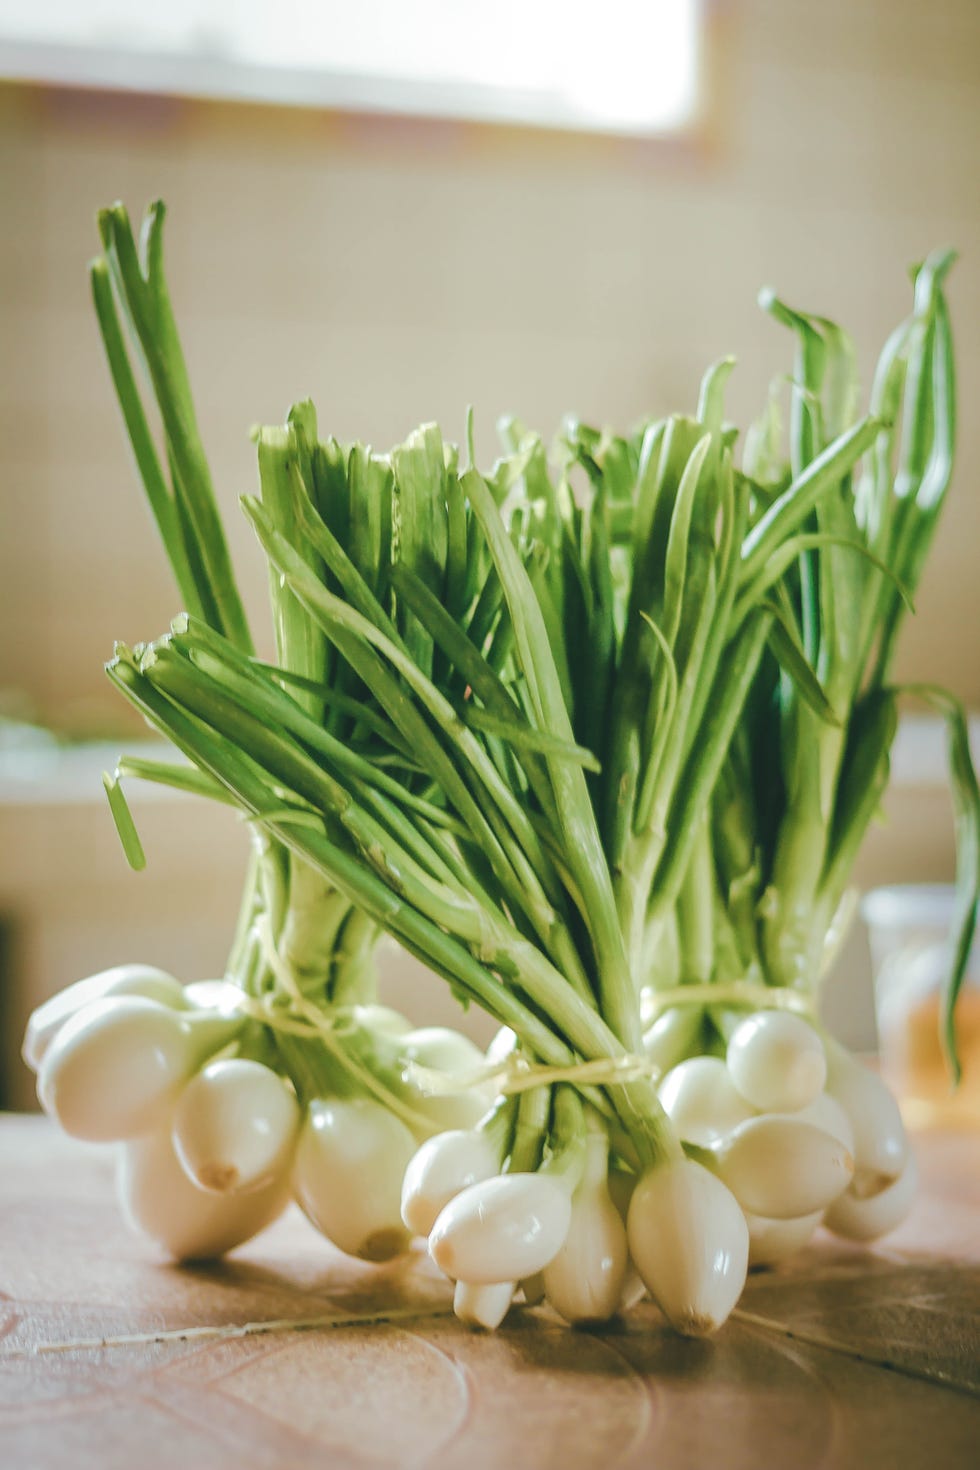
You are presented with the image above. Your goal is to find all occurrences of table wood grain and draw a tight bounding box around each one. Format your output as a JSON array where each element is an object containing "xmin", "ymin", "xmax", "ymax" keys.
[{"xmin": 1, "ymin": 1116, "xmax": 978, "ymax": 1469}]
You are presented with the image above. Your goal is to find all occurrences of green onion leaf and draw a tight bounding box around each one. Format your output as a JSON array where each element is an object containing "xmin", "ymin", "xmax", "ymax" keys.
[{"xmin": 102, "ymin": 771, "xmax": 147, "ymax": 871}]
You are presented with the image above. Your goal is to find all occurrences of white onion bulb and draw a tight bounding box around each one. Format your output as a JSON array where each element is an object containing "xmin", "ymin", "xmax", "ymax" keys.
[
  {"xmin": 292, "ymin": 1097, "xmax": 416, "ymax": 1260},
  {"xmin": 792, "ymin": 1092, "xmax": 855, "ymax": 1152},
  {"xmin": 172, "ymin": 1058, "xmax": 299, "ymax": 1194},
  {"xmin": 627, "ymin": 1159, "xmax": 749, "ymax": 1337},
  {"xmin": 400, "ymin": 1128, "xmax": 499, "ymax": 1236},
  {"xmin": 824, "ymin": 1152, "xmax": 918, "ymax": 1242},
  {"xmin": 824, "ymin": 1042, "xmax": 908, "ymax": 1196},
  {"xmin": 401, "ymin": 1026, "xmax": 486, "ymax": 1072},
  {"xmin": 37, "ymin": 996, "xmax": 237, "ymax": 1142},
  {"xmin": 642, "ymin": 1005, "xmax": 703, "ymax": 1075},
  {"xmin": 399, "ymin": 1026, "xmax": 493, "ymax": 1132},
  {"xmin": 428, "ymin": 1173, "xmax": 572, "ymax": 1285},
  {"xmin": 658, "ymin": 1056, "xmax": 756, "ymax": 1144},
  {"xmin": 117, "ymin": 1127, "xmax": 289, "ymax": 1261},
  {"xmin": 726, "ymin": 1010, "xmax": 827, "ymax": 1113},
  {"xmin": 542, "ymin": 1131, "xmax": 628, "ymax": 1325},
  {"xmin": 711, "ymin": 1114, "xmax": 854, "ymax": 1219},
  {"xmin": 23, "ymin": 965, "xmax": 185, "ymax": 1072}
]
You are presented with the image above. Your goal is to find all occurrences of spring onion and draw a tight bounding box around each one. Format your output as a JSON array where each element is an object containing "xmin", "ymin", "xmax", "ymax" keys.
[
  {"xmin": 22, "ymin": 200, "xmax": 978, "ymax": 1341},
  {"xmin": 626, "ymin": 1161, "xmax": 749, "ymax": 1337},
  {"xmin": 22, "ymin": 963, "xmax": 186, "ymax": 1071},
  {"xmin": 400, "ymin": 1126, "xmax": 503, "ymax": 1236},
  {"xmin": 292, "ymin": 1097, "xmax": 417, "ymax": 1261},
  {"xmin": 704, "ymin": 251, "xmax": 977, "ymax": 1085},
  {"xmin": 118, "ymin": 1126, "xmax": 290, "ymax": 1261},
  {"xmin": 428, "ymin": 1173, "xmax": 575, "ymax": 1285},
  {"xmin": 658, "ymin": 1056, "xmax": 757, "ymax": 1144},
  {"xmin": 824, "ymin": 1152, "xmax": 919, "ymax": 1241},
  {"xmin": 823, "ymin": 1039, "xmax": 909, "ymax": 1194},
  {"xmin": 541, "ymin": 1123, "xmax": 629, "ymax": 1325},
  {"xmin": 171, "ymin": 1058, "xmax": 300, "ymax": 1194},
  {"xmin": 725, "ymin": 1010, "xmax": 828, "ymax": 1113},
  {"xmin": 37, "ymin": 994, "xmax": 240, "ymax": 1142},
  {"xmin": 705, "ymin": 1113, "xmax": 855, "ymax": 1219}
]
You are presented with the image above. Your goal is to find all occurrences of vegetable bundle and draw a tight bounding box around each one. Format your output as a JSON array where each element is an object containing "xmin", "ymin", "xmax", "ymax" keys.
[{"xmin": 24, "ymin": 203, "xmax": 978, "ymax": 1337}]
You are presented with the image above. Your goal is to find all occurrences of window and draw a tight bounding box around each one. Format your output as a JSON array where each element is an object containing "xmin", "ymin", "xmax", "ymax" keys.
[{"xmin": 0, "ymin": 0, "xmax": 703, "ymax": 137}]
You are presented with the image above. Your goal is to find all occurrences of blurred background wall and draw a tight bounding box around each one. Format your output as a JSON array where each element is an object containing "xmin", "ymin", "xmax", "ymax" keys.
[{"xmin": 2, "ymin": 0, "xmax": 979, "ymax": 1104}]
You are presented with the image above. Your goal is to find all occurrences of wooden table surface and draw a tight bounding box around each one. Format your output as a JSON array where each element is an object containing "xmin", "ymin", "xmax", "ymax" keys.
[{"xmin": 1, "ymin": 1115, "xmax": 978, "ymax": 1470}]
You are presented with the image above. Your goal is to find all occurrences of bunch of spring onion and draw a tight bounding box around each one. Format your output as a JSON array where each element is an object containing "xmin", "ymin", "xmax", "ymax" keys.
[
  {"xmin": 630, "ymin": 252, "xmax": 978, "ymax": 1262},
  {"xmin": 22, "ymin": 202, "xmax": 493, "ymax": 1264},
  {"xmin": 24, "ymin": 203, "xmax": 977, "ymax": 1336},
  {"xmin": 23, "ymin": 962, "xmax": 490, "ymax": 1261}
]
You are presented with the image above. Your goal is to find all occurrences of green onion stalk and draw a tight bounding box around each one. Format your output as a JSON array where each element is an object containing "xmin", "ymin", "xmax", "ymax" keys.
[
  {"xmin": 91, "ymin": 202, "xmax": 482, "ymax": 1126},
  {"xmin": 665, "ymin": 254, "xmax": 979, "ymax": 1082}
]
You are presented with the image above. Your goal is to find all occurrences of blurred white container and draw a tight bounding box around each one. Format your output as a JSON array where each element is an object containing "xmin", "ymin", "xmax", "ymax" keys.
[{"xmin": 861, "ymin": 885, "xmax": 980, "ymax": 1128}]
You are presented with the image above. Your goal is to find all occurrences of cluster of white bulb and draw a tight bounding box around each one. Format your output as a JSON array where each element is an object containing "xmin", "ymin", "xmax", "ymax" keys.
[
  {"xmin": 400, "ymin": 1117, "xmax": 754, "ymax": 1336},
  {"xmin": 653, "ymin": 1011, "xmax": 914, "ymax": 1265},
  {"xmin": 399, "ymin": 1010, "xmax": 915, "ymax": 1335},
  {"xmin": 26, "ymin": 976, "xmax": 914, "ymax": 1335},
  {"xmin": 23, "ymin": 965, "xmax": 490, "ymax": 1264}
]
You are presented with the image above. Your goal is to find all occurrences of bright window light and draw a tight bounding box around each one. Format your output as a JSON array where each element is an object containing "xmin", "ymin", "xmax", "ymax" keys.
[{"xmin": 0, "ymin": 0, "xmax": 702, "ymax": 137}]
